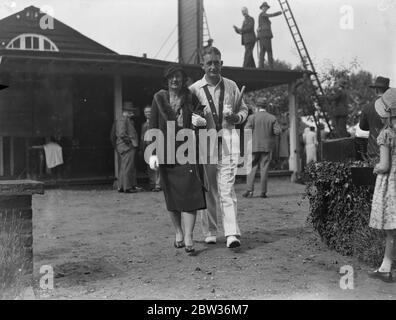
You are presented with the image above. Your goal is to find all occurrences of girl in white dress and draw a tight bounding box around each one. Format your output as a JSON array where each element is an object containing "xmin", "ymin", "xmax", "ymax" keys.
[{"xmin": 368, "ymin": 88, "xmax": 396, "ymax": 283}]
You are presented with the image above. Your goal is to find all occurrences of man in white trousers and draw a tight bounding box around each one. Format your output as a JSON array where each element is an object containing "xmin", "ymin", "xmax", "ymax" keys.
[{"xmin": 189, "ymin": 47, "xmax": 249, "ymax": 248}]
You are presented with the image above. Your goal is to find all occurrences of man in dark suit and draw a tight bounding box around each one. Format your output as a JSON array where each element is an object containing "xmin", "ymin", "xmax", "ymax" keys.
[
  {"xmin": 257, "ymin": 2, "xmax": 282, "ymax": 69},
  {"xmin": 359, "ymin": 76, "xmax": 390, "ymax": 158},
  {"xmin": 330, "ymin": 78, "xmax": 349, "ymax": 138},
  {"xmin": 116, "ymin": 101, "xmax": 143, "ymax": 193},
  {"xmin": 243, "ymin": 99, "xmax": 281, "ymax": 198},
  {"xmin": 233, "ymin": 7, "xmax": 256, "ymax": 68}
]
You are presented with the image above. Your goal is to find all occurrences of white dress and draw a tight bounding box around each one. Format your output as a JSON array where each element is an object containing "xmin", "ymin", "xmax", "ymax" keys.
[
  {"xmin": 369, "ymin": 128, "xmax": 396, "ymax": 230},
  {"xmin": 303, "ymin": 130, "xmax": 318, "ymax": 164}
]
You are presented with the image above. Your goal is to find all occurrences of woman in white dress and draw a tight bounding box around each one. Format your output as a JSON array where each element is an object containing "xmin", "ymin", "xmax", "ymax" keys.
[{"xmin": 303, "ymin": 127, "xmax": 318, "ymax": 164}]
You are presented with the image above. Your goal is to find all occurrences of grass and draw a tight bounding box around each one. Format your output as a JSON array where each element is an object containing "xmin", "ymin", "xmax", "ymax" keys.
[{"xmin": 0, "ymin": 212, "xmax": 29, "ymax": 299}]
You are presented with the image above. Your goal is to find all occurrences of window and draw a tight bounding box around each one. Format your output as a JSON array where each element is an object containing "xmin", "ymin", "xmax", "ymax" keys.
[
  {"xmin": 25, "ymin": 36, "xmax": 32, "ymax": 49},
  {"xmin": 33, "ymin": 37, "xmax": 39, "ymax": 50},
  {"xmin": 6, "ymin": 34, "xmax": 59, "ymax": 52}
]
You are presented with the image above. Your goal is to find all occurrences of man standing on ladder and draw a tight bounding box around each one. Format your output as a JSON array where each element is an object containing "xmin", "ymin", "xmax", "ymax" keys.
[{"xmin": 257, "ymin": 2, "xmax": 282, "ymax": 69}]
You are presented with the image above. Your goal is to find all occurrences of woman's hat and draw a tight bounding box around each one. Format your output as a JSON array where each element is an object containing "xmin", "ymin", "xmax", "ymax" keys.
[
  {"xmin": 163, "ymin": 64, "xmax": 187, "ymax": 80},
  {"xmin": 369, "ymin": 76, "xmax": 390, "ymax": 89},
  {"xmin": 260, "ymin": 2, "xmax": 270, "ymax": 9},
  {"xmin": 122, "ymin": 101, "xmax": 134, "ymax": 111},
  {"xmin": 375, "ymin": 88, "xmax": 396, "ymax": 118}
]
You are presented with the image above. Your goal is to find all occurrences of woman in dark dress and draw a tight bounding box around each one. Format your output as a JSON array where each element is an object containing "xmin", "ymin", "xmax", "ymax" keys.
[{"xmin": 148, "ymin": 65, "xmax": 207, "ymax": 253}]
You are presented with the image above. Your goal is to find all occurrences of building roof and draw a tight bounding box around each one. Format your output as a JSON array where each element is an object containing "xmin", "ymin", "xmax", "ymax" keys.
[
  {"xmin": 0, "ymin": 50, "xmax": 306, "ymax": 91},
  {"xmin": 0, "ymin": 6, "xmax": 116, "ymax": 55}
]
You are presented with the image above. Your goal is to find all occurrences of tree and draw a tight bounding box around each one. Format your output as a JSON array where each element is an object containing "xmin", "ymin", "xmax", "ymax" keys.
[
  {"xmin": 320, "ymin": 61, "xmax": 375, "ymax": 127},
  {"xmin": 245, "ymin": 59, "xmax": 376, "ymax": 134}
]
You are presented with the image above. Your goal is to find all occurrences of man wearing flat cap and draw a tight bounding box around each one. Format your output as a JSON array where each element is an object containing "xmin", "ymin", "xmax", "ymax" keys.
[
  {"xmin": 257, "ymin": 1, "xmax": 282, "ymax": 69},
  {"xmin": 233, "ymin": 7, "xmax": 256, "ymax": 68},
  {"xmin": 360, "ymin": 76, "xmax": 390, "ymax": 157},
  {"xmin": 242, "ymin": 98, "xmax": 281, "ymax": 198},
  {"xmin": 116, "ymin": 101, "xmax": 143, "ymax": 193}
]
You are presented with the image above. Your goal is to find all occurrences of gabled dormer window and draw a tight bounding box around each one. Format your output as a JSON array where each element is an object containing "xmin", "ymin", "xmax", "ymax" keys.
[{"xmin": 6, "ymin": 33, "xmax": 59, "ymax": 52}]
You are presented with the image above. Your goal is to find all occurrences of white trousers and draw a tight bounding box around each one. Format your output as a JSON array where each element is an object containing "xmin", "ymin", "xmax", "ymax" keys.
[{"xmin": 200, "ymin": 153, "xmax": 241, "ymax": 238}]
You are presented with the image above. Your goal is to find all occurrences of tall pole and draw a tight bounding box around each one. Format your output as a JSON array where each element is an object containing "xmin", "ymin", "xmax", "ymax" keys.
[
  {"xmin": 113, "ymin": 75, "xmax": 122, "ymax": 180},
  {"xmin": 288, "ymin": 82, "xmax": 300, "ymax": 182}
]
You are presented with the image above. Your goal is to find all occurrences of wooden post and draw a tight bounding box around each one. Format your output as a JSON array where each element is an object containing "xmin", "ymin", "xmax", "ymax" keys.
[
  {"xmin": 288, "ymin": 82, "xmax": 300, "ymax": 182},
  {"xmin": 113, "ymin": 75, "xmax": 123, "ymax": 180},
  {"xmin": 0, "ymin": 137, "xmax": 3, "ymax": 176},
  {"xmin": 10, "ymin": 137, "xmax": 14, "ymax": 176},
  {"xmin": 0, "ymin": 180, "xmax": 44, "ymax": 280}
]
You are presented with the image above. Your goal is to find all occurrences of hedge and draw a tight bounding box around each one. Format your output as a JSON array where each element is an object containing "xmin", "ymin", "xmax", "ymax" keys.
[{"xmin": 304, "ymin": 161, "xmax": 385, "ymax": 267}]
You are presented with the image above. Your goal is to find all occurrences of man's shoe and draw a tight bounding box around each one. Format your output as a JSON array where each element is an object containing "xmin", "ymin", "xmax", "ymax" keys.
[
  {"xmin": 124, "ymin": 189, "xmax": 137, "ymax": 194},
  {"xmin": 368, "ymin": 269, "xmax": 393, "ymax": 283},
  {"xmin": 204, "ymin": 236, "xmax": 217, "ymax": 244},
  {"xmin": 132, "ymin": 186, "xmax": 144, "ymax": 192},
  {"xmin": 260, "ymin": 193, "xmax": 267, "ymax": 198},
  {"xmin": 226, "ymin": 236, "xmax": 241, "ymax": 248},
  {"xmin": 242, "ymin": 191, "xmax": 253, "ymax": 198}
]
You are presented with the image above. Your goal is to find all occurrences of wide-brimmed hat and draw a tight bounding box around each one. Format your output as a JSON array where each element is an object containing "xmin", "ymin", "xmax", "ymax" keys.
[
  {"xmin": 163, "ymin": 64, "xmax": 187, "ymax": 80},
  {"xmin": 369, "ymin": 76, "xmax": 390, "ymax": 89},
  {"xmin": 375, "ymin": 88, "xmax": 396, "ymax": 118},
  {"xmin": 122, "ymin": 101, "xmax": 134, "ymax": 111},
  {"xmin": 257, "ymin": 98, "xmax": 268, "ymax": 109},
  {"xmin": 260, "ymin": 1, "xmax": 270, "ymax": 9}
]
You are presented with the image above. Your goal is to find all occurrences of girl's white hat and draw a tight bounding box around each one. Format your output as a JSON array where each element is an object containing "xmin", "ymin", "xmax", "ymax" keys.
[{"xmin": 375, "ymin": 88, "xmax": 396, "ymax": 118}]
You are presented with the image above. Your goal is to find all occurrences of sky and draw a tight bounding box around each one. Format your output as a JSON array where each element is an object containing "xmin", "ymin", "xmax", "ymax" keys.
[{"xmin": 0, "ymin": 0, "xmax": 395, "ymax": 84}]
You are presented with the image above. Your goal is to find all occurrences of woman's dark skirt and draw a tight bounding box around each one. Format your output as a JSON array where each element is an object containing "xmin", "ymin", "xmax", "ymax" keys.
[{"xmin": 159, "ymin": 163, "xmax": 206, "ymax": 212}]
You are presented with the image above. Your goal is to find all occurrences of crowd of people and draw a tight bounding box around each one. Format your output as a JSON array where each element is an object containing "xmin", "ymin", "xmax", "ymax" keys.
[{"xmin": 111, "ymin": 44, "xmax": 396, "ymax": 282}]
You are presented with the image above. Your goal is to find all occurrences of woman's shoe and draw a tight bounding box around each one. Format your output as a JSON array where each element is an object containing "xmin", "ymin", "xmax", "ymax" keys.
[
  {"xmin": 242, "ymin": 191, "xmax": 253, "ymax": 198},
  {"xmin": 173, "ymin": 240, "xmax": 185, "ymax": 249},
  {"xmin": 185, "ymin": 246, "xmax": 195, "ymax": 254},
  {"xmin": 368, "ymin": 269, "xmax": 393, "ymax": 283}
]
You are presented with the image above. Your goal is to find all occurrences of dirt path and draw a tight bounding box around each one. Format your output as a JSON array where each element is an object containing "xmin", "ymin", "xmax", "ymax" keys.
[{"xmin": 30, "ymin": 177, "xmax": 395, "ymax": 300}]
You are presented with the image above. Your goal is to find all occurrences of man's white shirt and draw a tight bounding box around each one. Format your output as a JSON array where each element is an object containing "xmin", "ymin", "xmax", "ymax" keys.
[{"xmin": 189, "ymin": 76, "xmax": 248, "ymax": 156}]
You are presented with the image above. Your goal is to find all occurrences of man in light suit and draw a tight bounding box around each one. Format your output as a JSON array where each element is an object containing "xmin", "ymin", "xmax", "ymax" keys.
[
  {"xmin": 116, "ymin": 101, "xmax": 143, "ymax": 193},
  {"xmin": 189, "ymin": 47, "xmax": 248, "ymax": 248},
  {"xmin": 242, "ymin": 99, "xmax": 281, "ymax": 198},
  {"xmin": 233, "ymin": 7, "xmax": 256, "ymax": 68}
]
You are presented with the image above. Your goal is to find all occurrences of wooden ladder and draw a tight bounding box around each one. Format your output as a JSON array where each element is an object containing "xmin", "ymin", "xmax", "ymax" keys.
[{"xmin": 278, "ymin": 0, "xmax": 333, "ymax": 133}]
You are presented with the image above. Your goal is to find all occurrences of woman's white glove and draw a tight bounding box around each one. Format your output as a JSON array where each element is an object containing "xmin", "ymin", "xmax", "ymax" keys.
[
  {"xmin": 149, "ymin": 155, "xmax": 159, "ymax": 170},
  {"xmin": 192, "ymin": 113, "xmax": 207, "ymax": 127}
]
